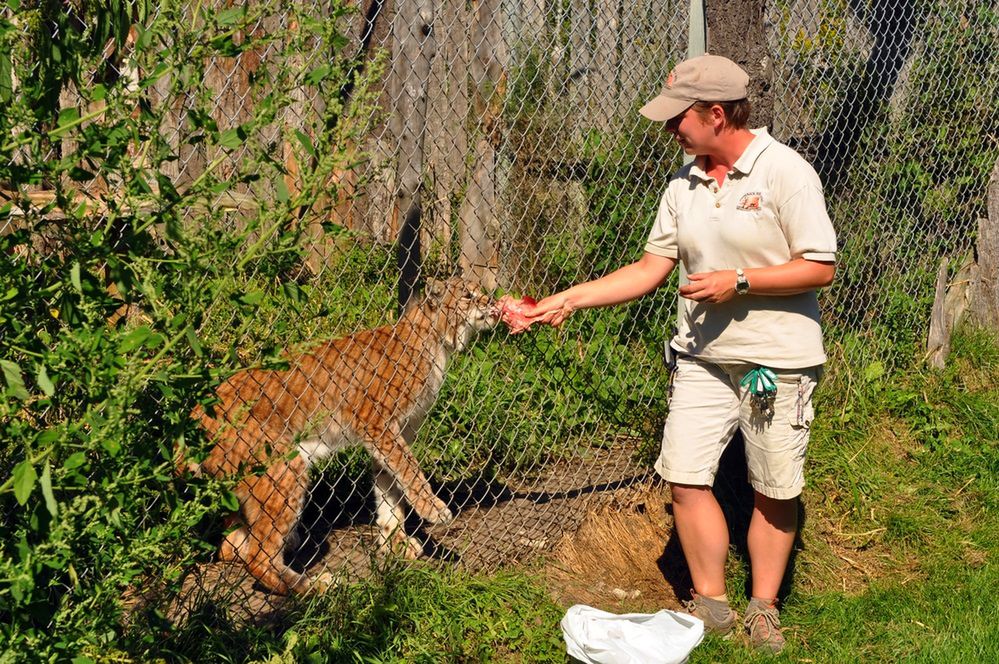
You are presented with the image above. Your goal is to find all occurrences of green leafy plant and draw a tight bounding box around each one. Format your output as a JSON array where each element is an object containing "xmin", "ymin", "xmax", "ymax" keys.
[{"xmin": 0, "ymin": 0, "xmax": 383, "ymax": 658}]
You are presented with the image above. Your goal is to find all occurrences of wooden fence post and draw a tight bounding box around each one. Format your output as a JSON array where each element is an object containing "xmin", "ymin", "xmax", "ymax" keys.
[
  {"xmin": 926, "ymin": 156, "xmax": 999, "ymax": 367},
  {"xmin": 458, "ymin": 0, "xmax": 505, "ymax": 292},
  {"xmin": 967, "ymin": 157, "xmax": 999, "ymax": 328},
  {"xmin": 390, "ymin": 0, "xmax": 437, "ymax": 308}
]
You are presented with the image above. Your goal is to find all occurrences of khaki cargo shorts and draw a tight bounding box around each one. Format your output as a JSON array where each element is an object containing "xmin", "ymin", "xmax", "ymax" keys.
[{"xmin": 654, "ymin": 354, "xmax": 821, "ymax": 500}]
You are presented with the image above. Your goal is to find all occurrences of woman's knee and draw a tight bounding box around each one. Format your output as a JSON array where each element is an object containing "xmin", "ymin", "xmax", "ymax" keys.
[
  {"xmin": 669, "ymin": 482, "xmax": 714, "ymax": 507},
  {"xmin": 753, "ymin": 491, "xmax": 799, "ymax": 529}
]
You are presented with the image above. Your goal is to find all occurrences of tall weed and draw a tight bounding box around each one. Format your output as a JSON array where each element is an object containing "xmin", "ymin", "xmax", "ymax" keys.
[{"xmin": 0, "ymin": 1, "xmax": 382, "ymax": 657}]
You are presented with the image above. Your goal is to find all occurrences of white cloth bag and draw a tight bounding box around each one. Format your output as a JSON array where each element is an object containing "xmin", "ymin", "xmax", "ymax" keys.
[{"xmin": 560, "ymin": 604, "xmax": 704, "ymax": 664}]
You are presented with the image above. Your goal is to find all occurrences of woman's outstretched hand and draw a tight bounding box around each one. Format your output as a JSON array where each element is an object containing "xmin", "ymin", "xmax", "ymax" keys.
[{"xmin": 498, "ymin": 293, "xmax": 575, "ymax": 334}]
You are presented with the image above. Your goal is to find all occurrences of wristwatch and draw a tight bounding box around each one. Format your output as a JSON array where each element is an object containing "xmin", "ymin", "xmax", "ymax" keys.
[{"xmin": 735, "ymin": 268, "xmax": 751, "ymax": 295}]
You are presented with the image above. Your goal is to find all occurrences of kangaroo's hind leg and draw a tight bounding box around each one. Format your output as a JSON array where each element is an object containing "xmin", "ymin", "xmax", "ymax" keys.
[{"xmin": 236, "ymin": 456, "xmax": 315, "ymax": 594}]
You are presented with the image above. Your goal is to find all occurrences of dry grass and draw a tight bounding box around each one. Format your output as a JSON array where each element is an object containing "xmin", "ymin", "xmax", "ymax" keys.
[
  {"xmin": 543, "ymin": 463, "xmax": 916, "ymax": 613},
  {"xmin": 546, "ymin": 480, "xmax": 680, "ymax": 612}
]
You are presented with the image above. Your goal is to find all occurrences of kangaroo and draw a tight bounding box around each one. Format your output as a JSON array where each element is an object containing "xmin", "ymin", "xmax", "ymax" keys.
[{"xmin": 182, "ymin": 277, "xmax": 499, "ymax": 594}]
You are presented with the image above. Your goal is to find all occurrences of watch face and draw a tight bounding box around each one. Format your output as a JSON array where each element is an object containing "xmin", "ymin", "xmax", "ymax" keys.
[{"xmin": 736, "ymin": 278, "xmax": 750, "ymax": 295}]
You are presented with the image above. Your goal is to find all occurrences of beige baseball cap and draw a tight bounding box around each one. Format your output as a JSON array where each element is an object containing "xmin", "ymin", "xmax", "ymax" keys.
[{"xmin": 639, "ymin": 54, "xmax": 749, "ymax": 122}]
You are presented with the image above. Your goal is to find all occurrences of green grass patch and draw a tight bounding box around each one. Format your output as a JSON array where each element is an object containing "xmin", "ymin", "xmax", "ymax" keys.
[
  {"xmin": 128, "ymin": 563, "xmax": 567, "ymax": 663},
  {"xmin": 110, "ymin": 327, "xmax": 999, "ymax": 663}
]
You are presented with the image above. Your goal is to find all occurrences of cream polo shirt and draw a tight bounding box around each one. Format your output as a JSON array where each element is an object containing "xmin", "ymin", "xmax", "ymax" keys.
[{"xmin": 644, "ymin": 128, "xmax": 837, "ymax": 368}]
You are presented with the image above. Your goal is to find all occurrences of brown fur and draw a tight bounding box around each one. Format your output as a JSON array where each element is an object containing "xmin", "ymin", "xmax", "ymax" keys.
[{"xmin": 183, "ymin": 278, "xmax": 499, "ymax": 594}]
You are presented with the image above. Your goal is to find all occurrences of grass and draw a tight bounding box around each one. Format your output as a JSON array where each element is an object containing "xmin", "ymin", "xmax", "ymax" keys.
[
  {"xmin": 117, "ymin": 325, "xmax": 999, "ymax": 663},
  {"xmin": 664, "ymin": 325, "xmax": 999, "ymax": 662},
  {"xmin": 129, "ymin": 562, "xmax": 567, "ymax": 663}
]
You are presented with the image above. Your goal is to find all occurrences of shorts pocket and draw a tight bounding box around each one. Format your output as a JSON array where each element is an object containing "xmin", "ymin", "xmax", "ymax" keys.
[{"xmin": 785, "ymin": 374, "xmax": 815, "ymax": 429}]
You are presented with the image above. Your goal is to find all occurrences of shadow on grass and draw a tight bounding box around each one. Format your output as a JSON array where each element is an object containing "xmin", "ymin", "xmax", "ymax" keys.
[{"xmin": 657, "ymin": 432, "xmax": 806, "ymax": 604}]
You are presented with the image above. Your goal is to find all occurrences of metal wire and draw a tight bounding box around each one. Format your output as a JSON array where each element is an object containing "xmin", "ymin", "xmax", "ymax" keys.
[{"xmin": 3, "ymin": 0, "xmax": 997, "ymax": 622}]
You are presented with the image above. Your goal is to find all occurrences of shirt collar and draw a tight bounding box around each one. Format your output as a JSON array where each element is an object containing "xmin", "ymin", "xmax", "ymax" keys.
[
  {"xmin": 732, "ymin": 127, "xmax": 773, "ymax": 174},
  {"xmin": 687, "ymin": 127, "xmax": 774, "ymax": 182}
]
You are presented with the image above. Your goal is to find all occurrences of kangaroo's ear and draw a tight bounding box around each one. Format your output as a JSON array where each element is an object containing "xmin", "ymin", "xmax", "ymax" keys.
[{"xmin": 426, "ymin": 278, "xmax": 447, "ymax": 298}]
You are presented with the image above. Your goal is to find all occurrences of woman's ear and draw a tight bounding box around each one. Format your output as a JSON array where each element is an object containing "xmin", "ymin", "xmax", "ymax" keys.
[{"xmin": 710, "ymin": 103, "xmax": 727, "ymax": 129}]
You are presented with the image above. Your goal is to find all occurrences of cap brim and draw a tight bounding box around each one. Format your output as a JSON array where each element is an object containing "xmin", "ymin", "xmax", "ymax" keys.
[{"xmin": 639, "ymin": 95, "xmax": 694, "ymax": 122}]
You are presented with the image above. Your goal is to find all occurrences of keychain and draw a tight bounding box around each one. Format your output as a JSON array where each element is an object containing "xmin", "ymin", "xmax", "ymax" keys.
[{"xmin": 741, "ymin": 366, "xmax": 778, "ymax": 418}]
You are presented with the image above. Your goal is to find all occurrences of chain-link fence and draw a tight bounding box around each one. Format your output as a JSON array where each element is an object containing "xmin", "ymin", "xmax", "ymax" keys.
[{"xmin": 2, "ymin": 0, "xmax": 997, "ymax": 644}]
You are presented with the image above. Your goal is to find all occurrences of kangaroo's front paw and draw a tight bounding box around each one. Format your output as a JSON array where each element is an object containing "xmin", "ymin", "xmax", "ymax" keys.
[{"xmin": 420, "ymin": 496, "xmax": 454, "ymax": 525}]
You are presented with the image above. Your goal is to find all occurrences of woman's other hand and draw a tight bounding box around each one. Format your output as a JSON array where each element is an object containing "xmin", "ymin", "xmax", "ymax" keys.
[{"xmin": 679, "ymin": 270, "xmax": 738, "ymax": 303}]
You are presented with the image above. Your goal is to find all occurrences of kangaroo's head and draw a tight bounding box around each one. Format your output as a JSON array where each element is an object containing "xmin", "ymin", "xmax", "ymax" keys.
[{"xmin": 412, "ymin": 277, "xmax": 500, "ymax": 351}]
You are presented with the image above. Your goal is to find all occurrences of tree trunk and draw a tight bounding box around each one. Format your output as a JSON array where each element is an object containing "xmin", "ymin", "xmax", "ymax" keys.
[
  {"xmin": 424, "ymin": 1, "xmax": 470, "ymax": 267},
  {"xmin": 458, "ymin": 0, "xmax": 505, "ymax": 292},
  {"xmin": 568, "ymin": 0, "xmax": 593, "ymax": 143},
  {"xmin": 390, "ymin": 0, "xmax": 436, "ymax": 306},
  {"xmin": 705, "ymin": 0, "xmax": 773, "ymax": 128},
  {"xmin": 592, "ymin": 0, "xmax": 619, "ymax": 131}
]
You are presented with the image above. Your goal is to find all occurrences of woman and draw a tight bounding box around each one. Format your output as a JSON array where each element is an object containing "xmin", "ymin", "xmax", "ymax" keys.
[{"xmin": 517, "ymin": 54, "xmax": 836, "ymax": 653}]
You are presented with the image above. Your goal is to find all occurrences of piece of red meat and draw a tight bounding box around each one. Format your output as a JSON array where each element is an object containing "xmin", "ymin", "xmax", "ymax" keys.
[{"xmin": 500, "ymin": 295, "xmax": 538, "ymax": 333}]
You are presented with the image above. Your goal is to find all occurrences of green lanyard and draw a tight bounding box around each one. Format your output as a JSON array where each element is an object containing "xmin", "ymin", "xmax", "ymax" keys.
[{"xmin": 741, "ymin": 366, "xmax": 777, "ymax": 417}]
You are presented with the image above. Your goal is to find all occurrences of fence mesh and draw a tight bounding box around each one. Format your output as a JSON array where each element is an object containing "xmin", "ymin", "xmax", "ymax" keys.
[{"xmin": 2, "ymin": 0, "xmax": 998, "ymax": 634}]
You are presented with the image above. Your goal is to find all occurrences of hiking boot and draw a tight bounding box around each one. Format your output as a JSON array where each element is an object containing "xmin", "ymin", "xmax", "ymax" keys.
[
  {"xmin": 744, "ymin": 597, "xmax": 785, "ymax": 653},
  {"xmin": 684, "ymin": 592, "xmax": 736, "ymax": 636}
]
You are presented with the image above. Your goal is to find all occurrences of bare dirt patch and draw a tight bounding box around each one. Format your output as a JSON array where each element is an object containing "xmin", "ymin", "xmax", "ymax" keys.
[
  {"xmin": 152, "ymin": 436, "xmax": 905, "ymax": 625},
  {"xmin": 155, "ymin": 441, "xmax": 652, "ymax": 623}
]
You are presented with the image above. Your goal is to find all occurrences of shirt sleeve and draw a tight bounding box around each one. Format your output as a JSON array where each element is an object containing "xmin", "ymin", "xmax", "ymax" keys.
[
  {"xmin": 777, "ymin": 166, "xmax": 838, "ymax": 262},
  {"xmin": 643, "ymin": 185, "xmax": 680, "ymax": 259}
]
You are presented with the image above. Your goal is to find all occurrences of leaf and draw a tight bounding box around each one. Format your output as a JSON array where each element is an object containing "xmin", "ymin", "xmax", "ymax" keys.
[
  {"xmin": 282, "ymin": 281, "xmax": 304, "ymax": 305},
  {"xmin": 57, "ymin": 107, "xmax": 79, "ymax": 128},
  {"xmin": 238, "ymin": 291, "xmax": 264, "ymax": 307},
  {"xmin": 36, "ymin": 365, "xmax": 54, "ymax": 397},
  {"xmin": 139, "ymin": 61, "xmax": 169, "ymax": 89},
  {"xmin": 119, "ymin": 326, "xmax": 152, "ymax": 353},
  {"xmin": 295, "ymin": 129, "xmax": 316, "ymax": 158},
  {"xmin": 155, "ymin": 172, "xmax": 180, "ymax": 203},
  {"xmin": 37, "ymin": 428, "xmax": 60, "ymax": 444},
  {"xmin": 101, "ymin": 437, "xmax": 121, "ymax": 456},
  {"xmin": 305, "ymin": 64, "xmax": 331, "ymax": 85},
  {"xmin": 63, "ymin": 452, "xmax": 86, "ymax": 470},
  {"xmin": 217, "ymin": 6, "xmax": 247, "ymax": 25},
  {"xmin": 218, "ymin": 127, "xmax": 243, "ymax": 149},
  {"xmin": 185, "ymin": 327, "xmax": 203, "ymax": 357},
  {"xmin": 211, "ymin": 34, "xmax": 243, "ymax": 57},
  {"xmin": 275, "ymin": 177, "xmax": 289, "ymax": 204},
  {"xmin": 136, "ymin": 26, "xmax": 152, "ymax": 50},
  {"xmin": 863, "ymin": 361, "xmax": 885, "ymax": 382},
  {"xmin": 1, "ymin": 359, "xmax": 29, "ymax": 400},
  {"xmin": 220, "ymin": 491, "xmax": 240, "ymax": 511},
  {"xmin": 40, "ymin": 462, "xmax": 58, "ymax": 517},
  {"xmin": 12, "ymin": 460, "xmax": 36, "ymax": 505},
  {"xmin": 70, "ymin": 262, "xmax": 82, "ymax": 292},
  {"xmin": 68, "ymin": 166, "xmax": 96, "ymax": 182}
]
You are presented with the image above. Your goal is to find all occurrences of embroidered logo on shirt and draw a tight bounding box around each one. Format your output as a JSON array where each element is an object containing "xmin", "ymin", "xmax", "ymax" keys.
[{"xmin": 737, "ymin": 192, "xmax": 762, "ymax": 211}]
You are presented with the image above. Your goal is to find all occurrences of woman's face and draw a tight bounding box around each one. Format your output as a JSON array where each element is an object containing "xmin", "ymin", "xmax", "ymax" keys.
[{"xmin": 665, "ymin": 106, "xmax": 716, "ymax": 155}]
